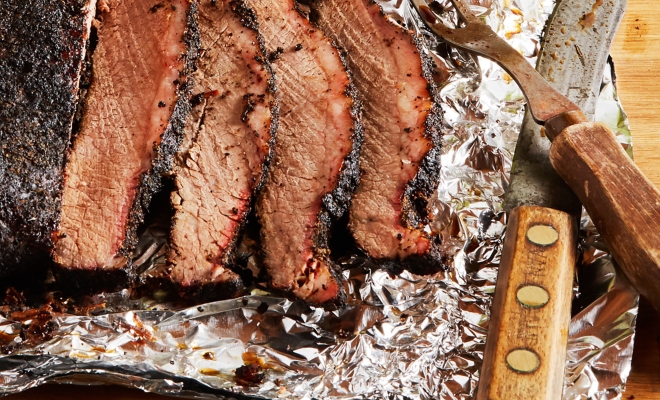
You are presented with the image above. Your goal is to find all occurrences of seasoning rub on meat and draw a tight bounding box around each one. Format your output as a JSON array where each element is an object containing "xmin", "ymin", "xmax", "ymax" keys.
[
  {"xmin": 0, "ymin": 0, "xmax": 96, "ymax": 275},
  {"xmin": 52, "ymin": 0, "xmax": 197, "ymax": 290},
  {"xmin": 310, "ymin": 0, "xmax": 444, "ymax": 273},
  {"xmin": 164, "ymin": 0, "xmax": 277, "ymax": 300},
  {"xmin": 244, "ymin": 0, "xmax": 362, "ymax": 305}
]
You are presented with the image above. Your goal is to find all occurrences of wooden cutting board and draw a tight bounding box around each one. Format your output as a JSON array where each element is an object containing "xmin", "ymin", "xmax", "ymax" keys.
[
  {"xmin": 610, "ymin": 0, "xmax": 660, "ymax": 398},
  {"xmin": 5, "ymin": 1, "xmax": 660, "ymax": 399}
]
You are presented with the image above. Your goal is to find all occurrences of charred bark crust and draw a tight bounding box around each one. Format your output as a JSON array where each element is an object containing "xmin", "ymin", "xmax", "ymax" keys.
[
  {"xmin": 321, "ymin": 56, "xmax": 364, "ymax": 221},
  {"xmin": 395, "ymin": 31, "xmax": 446, "ymax": 275},
  {"xmin": 401, "ymin": 33, "xmax": 443, "ymax": 231},
  {"xmin": 0, "ymin": 0, "xmax": 93, "ymax": 275},
  {"xmin": 52, "ymin": 2, "xmax": 201, "ymax": 293},
  {"xmin": 311, "ymin": 48, "xmax": 363, "ymax": 308},
  {"xmin": 51, "ymin": 264, "xmax": 134, "ymax": 295},
  {"xmin": 192, "ymin": 0, "xmax": 279, "ymax": 272},
  {"xmin": 157, "ymin": 0, "xmax": 279, "ymax": 301},
  {"xmin": 147, "ymin": 267, "xmax": 247, "ymax": 303},
  {"xmin": 310, "ymin": 210, "xmax": 348, "ymax": 308}
]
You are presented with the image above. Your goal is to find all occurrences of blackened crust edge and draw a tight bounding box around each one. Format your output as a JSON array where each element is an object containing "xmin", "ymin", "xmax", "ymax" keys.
[
  {"xmin": 393, "ymin": 27, "xmax": 447, "ymax": 275},
  {"xmin": 312, "ymin": 46, "xmax": 363, "ymax": 308},
  {"xmin": 0, "ymin": 0, "xmax": 93, "ymax": 276},
  {"xmin": 243, "ymin": 1, "xmax": 363, "ymax": 308},
  {"xmin": 156, "ymin": 0, "xmax": 281, "ymax": 300},
  {"xmin": 148, "ymin": 269, "xmax": 246, "ymax": 304},
  {"xmin": 310, "ymin": 2, "xmax": 446, "ymax": 275},
  {"xmin": 53, "ymin": 2, "xmax": 201, "ymax": 294}
]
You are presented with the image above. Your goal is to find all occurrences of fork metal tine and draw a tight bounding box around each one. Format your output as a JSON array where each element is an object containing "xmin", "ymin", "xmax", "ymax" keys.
[{"xmin": 411, "ymin": 0, "xmax": 580, "ymax": 124}]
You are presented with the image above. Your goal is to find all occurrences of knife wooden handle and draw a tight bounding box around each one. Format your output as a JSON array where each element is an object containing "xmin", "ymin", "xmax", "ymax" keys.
[
  {"xmin": 477, "ymin": 206, "xmax": 576, "ymax": 400},
  {"xmin": 549, "ymin": 120, "xmax": 660, "ymax": 312}
]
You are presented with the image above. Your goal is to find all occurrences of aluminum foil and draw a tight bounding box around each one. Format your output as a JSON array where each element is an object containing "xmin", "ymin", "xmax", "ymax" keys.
[{"xmin": 0, "ymin": 0, "xmax": 638, "ymax": 399}]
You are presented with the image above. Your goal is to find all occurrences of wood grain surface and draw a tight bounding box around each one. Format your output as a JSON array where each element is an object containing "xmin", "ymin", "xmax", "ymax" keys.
[
  {"xmin": 549, "ymin": 117, "xmax": 660, "ymax": 314},
  {"xmin": 5, "ymin": 1, "xmax": 660, "ymax": 398},
  {"xmin": 477, "ymin": 206, "xmax": 576, "ymax": 399},
  {"xmin": 611, "ymin": 0, "xmax": 660, "ymax": 398}
]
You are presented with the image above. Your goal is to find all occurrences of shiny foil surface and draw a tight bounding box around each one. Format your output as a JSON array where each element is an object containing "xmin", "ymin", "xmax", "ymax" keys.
[{"xmin": 0, "ymin": 0, "xmax": 637, "ymax": 399}]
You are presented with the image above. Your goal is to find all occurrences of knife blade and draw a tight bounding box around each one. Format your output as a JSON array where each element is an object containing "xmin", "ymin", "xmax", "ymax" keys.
[{"xmin": 504, "ymin": 0, "xmax": 626, "ymax": 216}]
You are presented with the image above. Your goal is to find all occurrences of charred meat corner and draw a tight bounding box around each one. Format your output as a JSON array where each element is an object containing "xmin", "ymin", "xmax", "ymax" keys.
[
  {"xmin": 245, "ymin": 0, "xmax": 362, "ymax": 306},
  {"xmin": 52, "ymin": 0, "xmax": 197, "ymax": 290},
  {"xmin": 163, "ymin": 0, "xmax": 277, "ymax": 300},
  {"xmin": 310, "ymin": 0, "xmax": 445, "ymax": 274},
  {"xmin": 0, "ymin": 0, "xmax": 95, "ymax": 275}
]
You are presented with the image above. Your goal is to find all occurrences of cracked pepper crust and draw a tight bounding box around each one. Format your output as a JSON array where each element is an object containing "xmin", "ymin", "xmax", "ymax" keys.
[{"xmin": 0, "ymin": 0, "xmax": 95, "ymax": 275}]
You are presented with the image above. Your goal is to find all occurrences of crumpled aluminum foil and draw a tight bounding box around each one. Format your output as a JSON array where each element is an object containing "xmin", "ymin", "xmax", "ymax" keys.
[{"xmin": 0, "ymin": 0, "xmax": 638, "ymax": 399}]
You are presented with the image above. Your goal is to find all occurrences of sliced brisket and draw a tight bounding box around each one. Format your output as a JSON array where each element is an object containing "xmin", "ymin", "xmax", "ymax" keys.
[
  {"xmin": 0, "ymin": 0, "xmax": 95, "ymax": 275},
  {"xmin": 52, "ymin": 0, "xmax": 197, "ymax": 289},
  {"xmin": 244, "ymin": 0, "xmax": 362, "ymax": 305},
  {"xmin": 164, "ymin": 0, "xmax": 277, "ymax": 299},
  {"xmin": 310, "ymin": 0, "xmax": 444, "ymax": 273}
]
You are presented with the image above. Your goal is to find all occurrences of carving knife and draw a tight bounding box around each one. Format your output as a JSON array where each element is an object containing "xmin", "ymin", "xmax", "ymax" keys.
[
  {"xmin": 413, "ymin": 0, "xmax": 660, "ymax": 318},
  {"xmin": 411, "ymin": 0, "xmax": 628, "ymax": 397},
  {"xmin": 480, "ymin": 0, "xmax": 625, "ymax": 398}
]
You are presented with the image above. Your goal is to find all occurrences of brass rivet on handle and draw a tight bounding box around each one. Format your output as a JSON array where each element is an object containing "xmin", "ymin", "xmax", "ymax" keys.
[
  {"xmin": 526, "ymin": 224, "xmax": 559, "ymax": 246},
  {"xmin": 506, "ymin": 349, "xmax": 541, "ymax": 374},
  {"xmin": 516, "ymin": 285, "xmax": 550, "ymax": 308}
]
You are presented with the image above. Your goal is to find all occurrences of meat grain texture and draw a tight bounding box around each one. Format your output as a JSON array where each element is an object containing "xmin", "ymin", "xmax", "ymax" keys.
[
  {"xmin": 311, "ymin": 0, "xmax": 445, "ymax": 274},
  {"xmin": 244, "ymin": 0, "xmax": 362, "ymax": 306},
  {"xmin": 0, "ymin": 0, "xmax": 95, "ymax": 275},
  {"xmin": 166, "ymin": 0, "xmax": 277, "ymax": 299},
  {"xmin": 52, "ymin": 0, "xmax": 198, "ymax": 290}
]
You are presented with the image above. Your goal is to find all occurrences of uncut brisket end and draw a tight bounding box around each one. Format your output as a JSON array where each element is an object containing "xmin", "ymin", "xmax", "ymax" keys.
[
  {"xmin": 245, "ymin": 0, "xmax": 362, "ymax": 305},
  {"xmin": 52, "ymin": 0, "xmax": 197, "ymax": 288},
  {"xmin": 164, "ymin": 0, "xmax": 278, "ymax": 299},
  {"xmin": 311, "ymin": 0, "xmax": 444, "ymax": 274},
  {"xmin": 0, "ymin": 0, "xmax": 95, "ymax": 275}
]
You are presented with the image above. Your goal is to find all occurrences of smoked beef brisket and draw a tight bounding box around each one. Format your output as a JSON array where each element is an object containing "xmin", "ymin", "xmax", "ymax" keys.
[
  {"xmin": 244, "ymin": 0, "xmax": 362, "ymax": 306},
  {"xmin": 164, "ymin": 0, "xmax": 277, "ymax": 299},
  {"xmin": 310, "ymin": 0, "xmax": 444, "ymax": 274},
  {"xmin": 52, "ymin": 0, "xmax": 198, "ymax": 289},
  {"xmin": 0, "ymin": 0, "xmax": 96, "ymax": 275}
]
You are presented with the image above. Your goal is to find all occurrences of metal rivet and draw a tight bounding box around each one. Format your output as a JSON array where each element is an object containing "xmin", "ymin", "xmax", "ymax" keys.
[
  {"xmin": 516, "ymin": 285, "xmax": 550, "ymax": 308},
  {"xmin": 506, "ymin": 349, "xmax": 540, "ymax": 374},
  {"xmin": 526, "ymin": 225, "xmax": 559, "ymax": 246}
]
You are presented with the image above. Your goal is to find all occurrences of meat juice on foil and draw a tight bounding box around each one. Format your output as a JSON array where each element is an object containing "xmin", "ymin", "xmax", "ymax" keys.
[{"xmin": 0, "ymin": 0, "xmax": 637, "ymax": 399}]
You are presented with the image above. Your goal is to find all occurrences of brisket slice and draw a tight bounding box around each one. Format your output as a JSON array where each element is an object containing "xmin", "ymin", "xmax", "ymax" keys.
[
  {"xmin": 52, "ymin": 0, "xmax": 198, "ymax": 290},
  {"xmin": 0, "ymin": 0, "xmax": 95, "ymax": 275},
  {"xmin": 244, "ymin": 0, "xmax": 362, "ymax": 306},
  {"xmin": 310, "ymin": 0, "xmax": 444, "ymax": 274},
  {"xmin": 163, "ymin": 0, "xmax": 278, "ymax": 299}
]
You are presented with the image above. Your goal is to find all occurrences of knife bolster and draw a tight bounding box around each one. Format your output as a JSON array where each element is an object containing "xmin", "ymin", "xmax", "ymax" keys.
[
  {"xmin": 544, "ymin": 110, "xmax": 589, "ymax": 141},
  {"xmin": 476, "ymin": 206, "xmax": 576, "ymax": 400}
]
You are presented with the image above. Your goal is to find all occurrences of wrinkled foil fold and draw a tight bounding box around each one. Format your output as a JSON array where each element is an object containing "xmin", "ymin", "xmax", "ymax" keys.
[{"xmin": 0, "ymin": 0, "xmax": 637, "ymax": 399}]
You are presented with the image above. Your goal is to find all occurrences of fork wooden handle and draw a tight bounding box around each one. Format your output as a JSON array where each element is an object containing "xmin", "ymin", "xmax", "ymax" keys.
[
  {"xmin": 477, "ymin": 206, "xmax": 576, "ymax": 400},
  {"xmin": 548, "ymin": 118, "xmax": 660, "ymax": 312}
]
